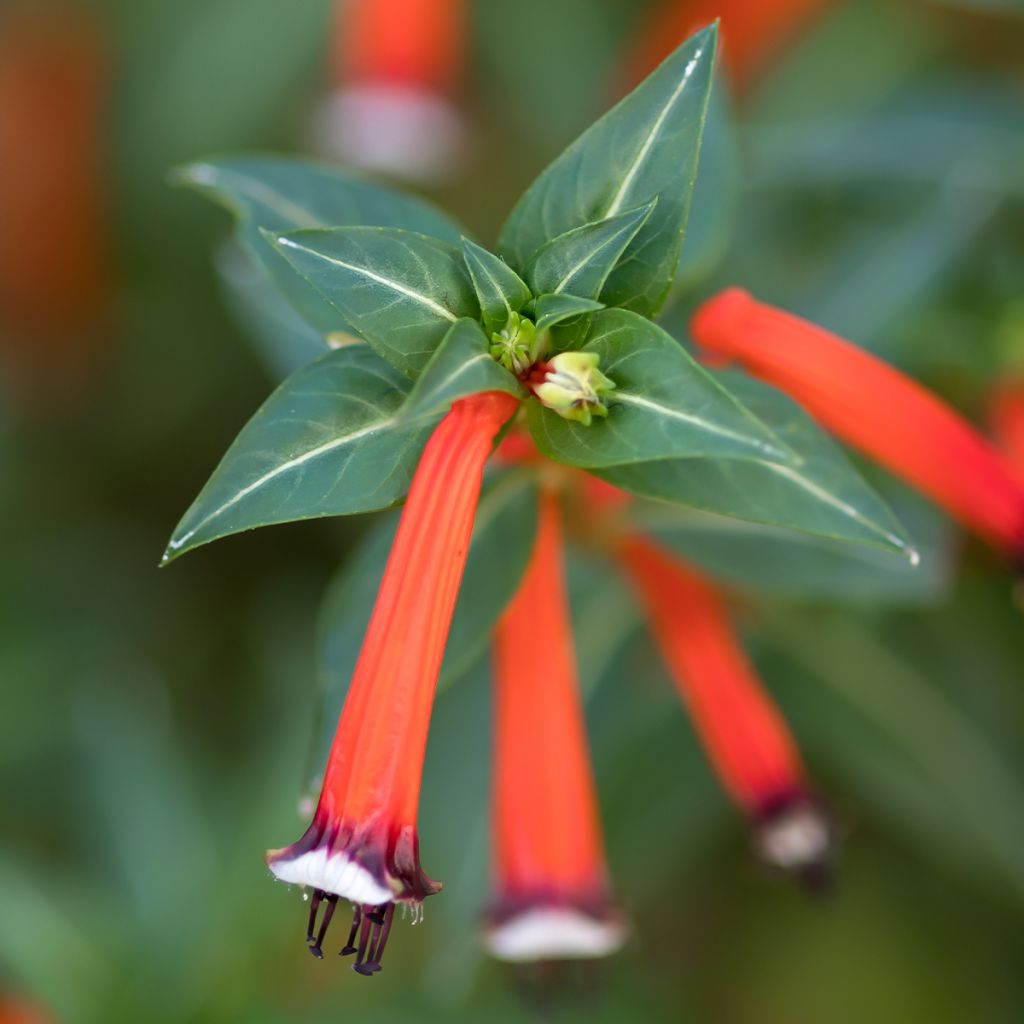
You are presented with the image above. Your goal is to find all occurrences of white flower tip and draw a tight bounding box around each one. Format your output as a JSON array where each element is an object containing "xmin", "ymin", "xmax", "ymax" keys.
[
  {"xmin": 757, "ymin": 802, "xmax": 832, "ymax": 871},
  {"xmin": 267, "ymin": 846, "xmax": 393, "ymax": 906},
  {"xmin": 310, "ymin": 84, "xmax": 464, "ymax": 185},
  {"xmin": 485, "ymin": 907, "xmax": 627, "ymax": 962}
]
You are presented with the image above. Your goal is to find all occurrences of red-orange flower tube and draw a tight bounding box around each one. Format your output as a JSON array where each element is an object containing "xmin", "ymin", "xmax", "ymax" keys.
[
  {"xmin": 623, "ymin": 0, "xmax": 830, "ymax": 91},
  {"xmin": 692, "ymin": 288, "xmax": 1024, "ymax": 560},
  {"xmin": 990, "ymin": 379, "xmax": 1024, "ymax": 484},
  {"xmin": 267, "ymin": 391, "xmax": 517, "ymax": 974},
  {"xmin": 487, "ymin": 492, "xmax": 626, "ymax": 961},
  {"xmin": 618, "ymin": 536, "xmax": 832, "ymax": 879}
]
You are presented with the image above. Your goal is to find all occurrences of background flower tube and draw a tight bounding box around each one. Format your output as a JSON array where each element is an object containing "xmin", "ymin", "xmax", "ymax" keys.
[
  {"xmin": 314, "ymin": 0, "xmax": 465, "ymax": 181},
  {"xmin": 487, "ymin": 491, "xmax": 626, "ymax": 962},
  {"xmin": 268, "ymin": 392, "xmax": 517, "ymax": 968},
  {"xmin": 618, "ymin": 536, "xmax": 831, "ymax": 878},
  {"xmin": 692, "ymin": 288, "xmax": 1024, "ymax": 559},
  {"xmin": 623, "ymin": 0, "xmax": 831, "ymax": 90}
]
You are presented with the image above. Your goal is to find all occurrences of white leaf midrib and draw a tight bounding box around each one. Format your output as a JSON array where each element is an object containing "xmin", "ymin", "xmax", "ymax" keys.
[
  {"xmin": 278, "ymin": 238, "xmax": 458, "ymax": 323},
  {"xmin": 603, "ymin": 49, "xmax": 703, "ymax": 218},
  {"xmin": 614, "ymin": 390, "xmax": 784, "ymax": 459},
  {"xmin": 167, "ymin": 414, "xmax": 399, "ymax": 551}
]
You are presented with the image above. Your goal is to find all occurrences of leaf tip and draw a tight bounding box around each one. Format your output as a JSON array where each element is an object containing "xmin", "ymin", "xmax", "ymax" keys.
[{"xmin": 168, "ymin": 161, "xmax": 215, "ymax": 190}]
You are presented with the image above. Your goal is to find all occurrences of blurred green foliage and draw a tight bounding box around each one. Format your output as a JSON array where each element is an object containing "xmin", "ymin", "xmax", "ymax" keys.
[{"xmin": 2, "ymin": 0, "xmax": 1024, "ymax": 1021}]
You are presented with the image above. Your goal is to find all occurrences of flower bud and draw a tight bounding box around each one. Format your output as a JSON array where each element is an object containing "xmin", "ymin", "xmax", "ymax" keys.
[
  {"xmin": 532, "ymin": 351, "xmax": 616, "ymax": 426},
  {"xmin": 490, "ymin": 311, "xmax": 539, "ymax": 376}
]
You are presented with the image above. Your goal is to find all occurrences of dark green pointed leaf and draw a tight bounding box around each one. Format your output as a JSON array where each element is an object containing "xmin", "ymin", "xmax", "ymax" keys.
[
  {"xmin": 309, "ymin": 472, "xmax": 539, "ymax": 780},
  {"xmin": 527, "ymin": 309, "xmax": 789, "ymax": 468},
  {"xmin": 532, "ymin": 293, "xmax": 605, "ymax": 332},
  {"xmin": 461, "ymin": 238, "xmax": 532, "ymax": 333},
  {"xmin": 163, "ymin": 346, "xmax": 433, "ymax": 563},
  {"xmin": 174, "ymin": 155, "xmax": 467, "ymax": 337},
  {"xmin": 672, "ymin": 72, "xmax": 738, "ymax": 292},
  {"xmin": 399, "ymin": 319, "xmax": 524, "ymax": 424},
  {"xmin": 524, "ymin": 202, "xmax": 655, "ymax": 301},
  {"xmin": 271, "ymin": 227, "xmax": 479, "ymax": 378},
  {"xmin": 597, "ymin": 371, "xmax": 916, "ymax": 556},
  {"xmin": 498, "ymin": 25, "xmax": 717, "ymax": 316},
  {"xmin": 633, "ymin": 487, "xmax": 950, "ymax": 602}
]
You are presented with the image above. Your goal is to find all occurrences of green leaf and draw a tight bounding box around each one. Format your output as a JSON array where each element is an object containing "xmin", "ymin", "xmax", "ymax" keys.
[
  {"xmin": 527, "ymin": 309, "xmax": 789, "ymax": 468},
  {"xmin": 461, "ymin": 238, "xmax": 532, "ymax": 333},
  {"xmin": 672, "ymin": 73, "xmax": 738, "ymax": 291},
  {"xmin": 633, "ymin": 487, "xmax": 950, "ymax": 602},
  {"xmin": 310, "ymin": 472, "xmax": 539, "ymax": 781},
  {"xmin": 162, "ymin": 346, "xmax": 432, "ymax": 562},
  {"xmin": 399, "ymin": 319, "xmax": 524, "ymax": 424},
  {"xmin": 498, "ymin": 24, "xmax": 717, "ymax": 316},
  {"xmin": 597, "ymin": 371, "xmax": 916, "ymax": 557},
  {"xmin": 524, "ymin": 202, "xmax": 656, "ymax": 301},
  {"xmin": 215, "ymin": 241, "xmax": 328, "ymax": 379},
  {"xmin": 174, "ymin": 154, "xmax": 467, "ymax": 337},
  {"xmin": 271, "ymin": 227, "xmax": 479, "ymax": 378},
  {"xmin": 532, "ymin": 293, "xmax": 605, "ymax": 332}
]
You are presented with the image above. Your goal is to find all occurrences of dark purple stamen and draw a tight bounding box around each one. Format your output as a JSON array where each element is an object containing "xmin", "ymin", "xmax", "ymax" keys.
[
  {"xmin": 364, "ymin": 902, "xmax": 395, "ymax": 973},
  {"xmin": 306, "ymin": 889, "xmax": 324, "ymax": 954},
  {"xmin": 339, "ymin": 904, "xmax": 362, "ymax": 956},
  {"xmin": 309, "ymin": 893, "xmax": 337, "ymax": 958},
  {"xmin": 352, "ymin": 907, "xmax": 376, "ymax": 975},
  {"xmin": 304, "ymin": 898, "xmax": 402, "ymax": 975}
]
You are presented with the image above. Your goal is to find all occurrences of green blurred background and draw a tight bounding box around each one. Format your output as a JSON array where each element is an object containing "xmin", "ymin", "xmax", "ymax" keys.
[{"xmin": 2, "ymin": 0, "xmax": 1024, "ymax": 1021}]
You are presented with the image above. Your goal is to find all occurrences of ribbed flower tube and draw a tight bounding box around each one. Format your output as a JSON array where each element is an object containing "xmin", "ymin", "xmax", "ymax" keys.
[
  {"xmin": 487, "ymin": 492, "xmax": 626, "ymax": 962},
  {"xmin": 268, "ymin": 391, "xmax": 517, "ymax": 972},
  {"xmin": 692, "ymin": 288, "xmax": 1024, "ymax": 559},
  {"xmin": 618, "ymin": 536, "xmax": 831, "ymax": 877}
]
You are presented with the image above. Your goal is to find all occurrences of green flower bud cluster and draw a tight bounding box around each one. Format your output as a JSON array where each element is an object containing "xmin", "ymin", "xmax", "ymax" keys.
[{"xmin": 490, "ymin": 312, "xmax": 543, "ymax": 377}]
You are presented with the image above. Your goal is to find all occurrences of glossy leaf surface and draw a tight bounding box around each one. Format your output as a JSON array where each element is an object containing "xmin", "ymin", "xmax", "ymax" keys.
[
  {"xmin": 163, "ymin": 346, "xmax": 432, "ymax": 562},
  {"xmin": 524, "ymin": 202, "xmax": 655, "ymax": 300},
  {"xmin": 528, "ymin": 309, "xmax": 789, "ymax": 468},
  {"xmin": 498, "ymin": 25, "xmax": 717, "ymax": 316},
  {"xmin": 399, "ymin": 319, "xmax": 524, "ymax": 424},
  {"xmin": 598, "ymin": 372, "xmax": 915, "ymax": 556},
  {"xmin": 461, "ymin": 238, "xmax": 532, "ymax": 334},
  {"xmin": 272, "ymin": 227, "xmax": 479, "ymax": 378},
  {"xmin": 175, "ymin": 155, "xmax": 466, "ymax": 337}
]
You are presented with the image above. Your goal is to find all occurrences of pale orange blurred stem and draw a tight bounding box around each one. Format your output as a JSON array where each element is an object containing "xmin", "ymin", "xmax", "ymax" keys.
[
  {"xmin": 0, "ymin": 996, "xmax": 52, "ymax": 1024},
  {"xmin": 0, "ymin": 4, "xmax": 109, "ymax": 356}
]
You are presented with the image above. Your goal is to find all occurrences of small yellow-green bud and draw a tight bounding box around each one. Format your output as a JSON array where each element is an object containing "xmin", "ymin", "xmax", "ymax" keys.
[
  {"xmin": 532, "ymin": 351, "xmax": 616, "ymax": 426},
  {"xmin": 490, "ymin": 312, "xmax": 540, "ymax": 376}
]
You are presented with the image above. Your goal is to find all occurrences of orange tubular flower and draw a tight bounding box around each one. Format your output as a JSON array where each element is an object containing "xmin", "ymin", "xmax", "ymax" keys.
[
  {"xmin": 618, "ymin": 536, "xmax": 832, "ymax": 881},
  {"xmin": 267, "ymin": 391, "xmax": 517, "ymax": 975},
  {"xmin": 692, "ymin": 288, "xmax": 1024, "ymax": 562},
  {"xmin": 990, "ymin": 379, "xmax": 1024, "ymax": 484},
  {"xmin": 624, "ymin": 0, "xmax": 831, "ymax": 91},
  {"xmin": 318, "ymin": 0, "xmax": 465, "ymax": 181},
  {"xmin": 487, "ymin": 492, "xmax": 626, "ymax": 961}
]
